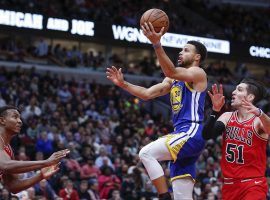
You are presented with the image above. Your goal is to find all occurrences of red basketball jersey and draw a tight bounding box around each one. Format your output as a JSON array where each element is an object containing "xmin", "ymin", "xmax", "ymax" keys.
[
  {"xmin": 221, "ymin": 111, "xmax": 268, "ymax": 179},
  {"xmin": 0, "ymin": 145, "xmax": 14, "ymax": 178},
  {"xmin": 4, "ymin": 144, "xmax": 14, "ymax": 159}
]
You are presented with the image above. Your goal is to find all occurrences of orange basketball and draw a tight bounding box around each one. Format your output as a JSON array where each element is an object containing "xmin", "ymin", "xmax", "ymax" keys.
[{"xmin": 140, "ymin": 8, "xmax": 169, "ymax": 35}]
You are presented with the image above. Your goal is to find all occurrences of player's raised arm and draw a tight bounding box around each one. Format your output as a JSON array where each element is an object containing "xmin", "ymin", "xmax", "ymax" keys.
[
  {"xmin": 141, "ymin": 23, "xmax": 207, "ymax": 91},
  {"xmin": 241, "ymin": 98, "xmax": 270, "ymax": 134},
  {"xmin": 202, "ymin": 84, "xmax": 228, "ymax": 140},
  {"xmin": 106, "ymin": 66, "xmax": 172, "ymax": 100},
  {"xmin": 141, "ymin": 22, "xmax": 175, "ymax": 78}
]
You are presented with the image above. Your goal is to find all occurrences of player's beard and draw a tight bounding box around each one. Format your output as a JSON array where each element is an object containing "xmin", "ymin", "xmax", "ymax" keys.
[{"xmin": 178, "ymin": 59, "xmax": 193, "ymax": 68}]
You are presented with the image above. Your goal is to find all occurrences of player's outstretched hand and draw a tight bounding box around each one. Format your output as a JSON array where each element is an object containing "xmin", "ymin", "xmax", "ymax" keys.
[
  {"xmin": 241, "ymin": 98, "xmax": 261, "ymax": 116},
  {"xmin": 46, "ymin": 149, "xmax": 70, "ymax": 166},
  {"xmin": 208, "ymin": 84, "xmax": 225, "ymax": 112},
  {"xmin": 106, "ymin": 66, "xmax": 125, "ymax": 87},
  {"xmin": 41, "ymin": 163, "xmax": 60, "ymax": 179},
  {"xmin": 141, "ymin": 22, "xmax": 164, "ymax": 45}
]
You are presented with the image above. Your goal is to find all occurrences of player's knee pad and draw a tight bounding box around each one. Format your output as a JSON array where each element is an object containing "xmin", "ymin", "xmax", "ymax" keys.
[{"xmin": 138, "ymin": 146, "xmax": 150, "ymax": 161}]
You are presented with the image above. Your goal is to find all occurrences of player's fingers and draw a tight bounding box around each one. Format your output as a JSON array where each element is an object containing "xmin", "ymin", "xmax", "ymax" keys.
[
  {"xmin": 241, "ymin": 99, "xmax": 250, "ymax": 106},
  {"xmin": 56, "ymin": 150, "xmax": 64, "ymax": 153},
  {"xmin": 55, "ymin": 151, "xmax": 68, "ymax": 158},
  {"xmin": 112, "ymin": 66, "xmax": 118, "ymax": 73},
  {"xmin": 219, "ymin": 84, "xmax": 223, "ymax": 94},
  {"xmin": 212, "ymin": 84, "xmax": 218, "ymax": 95},
  {"xmin": 144, "ymin": 22, "xmax": 150, "ymax": 32},
  {"xmin": 55, "ymin": 162, "xmax": 61, "ymax": 168},
  {"xmin": 243, "ymin": 96, "xmax": 250, "ymax": 102},
  {"xmin": 159, "ymin": 27, "xmax": 165, "ymax": 35},
  {"xmin": 141, "ymin": 25, "xmax": 146, "ymax": 32},
  {"xmin": 222, "ymin": 96, "xmax": 225, "ymax": 104},
  {"xmin": 54, "ymin": 168, "xmax": 60, "ymax": 173},
  {"xmin": 241, "ymin": 103, "xmax": 250, "ymax": 108},
  {"xmin": 62, "ymin": 149, "xmax": 70, "ymax": 154},
  {"xmin": 107, "ymin": 76, "xmax": 113, "ymax": 80},
  {"xmin": 207, "ymin": 91, "xmax": 213, "ymax": 99},
  {"xmin": 106, "ymin": 68, "xmax": 115, "ymax": 74},
  {"xmin": 148, "ymin": 22, "xmax": 155, "ymax": 32},
  {"xmin": 211, "ymin": 84, "xmax": 216, "ymax": 94},
  {"xmin": 58, "ymin": 150, "xmax": 69, "ymax": 156},
  {"xmin": 242, "ymin": 101, "xmax": 250, "ymax": 107}
]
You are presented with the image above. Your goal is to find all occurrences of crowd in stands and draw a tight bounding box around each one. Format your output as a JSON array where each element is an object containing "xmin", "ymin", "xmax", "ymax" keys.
[
  {"xmin": 1, "ymin": 0, "xmax": 270, "ymax": 43},
  {"xmin": 182, "ymin": 0, "xmax": 270, "ymax": 43},
  {"xmin": 0, "ymin": 62, "xmax": 269, "ymax": 200},
  {"xmin": 2, "ymin": 36, "xmax": 270, "ymax": 87},
  {"xmin": 0, "ymin": 37, "xmax": 163, "ymax": 77}
]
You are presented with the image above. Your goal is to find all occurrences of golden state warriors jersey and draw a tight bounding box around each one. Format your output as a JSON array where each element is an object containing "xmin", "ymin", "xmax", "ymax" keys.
[
  {"xmin": 170, "ymin": 81, "xmax": 206, "ymax": 129},
  {"xmin": 168, "ymin": 80, "xmax": 207, "ymax": 180}
]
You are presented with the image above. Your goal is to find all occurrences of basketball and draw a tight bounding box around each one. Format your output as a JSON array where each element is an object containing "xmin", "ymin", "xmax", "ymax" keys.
[{"xmin": 140, "ymin": 8, "xmax": 169, "ymax": 35}]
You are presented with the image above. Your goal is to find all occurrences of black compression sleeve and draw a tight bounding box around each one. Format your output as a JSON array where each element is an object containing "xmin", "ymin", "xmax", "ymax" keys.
[{"xmin": 202, "ymin": 112, "xmax": 226, "ymax": 140}]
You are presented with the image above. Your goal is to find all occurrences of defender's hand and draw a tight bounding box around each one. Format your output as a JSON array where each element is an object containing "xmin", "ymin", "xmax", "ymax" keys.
[
  {"xmin": 46, "ymin": 149, "xmax": 70, "ymax": 166},
  {"xmin": 241, "ymin": 98, "xmax": 261, "ymax": 116},
  {"xmin": 41, "ymin": 163, "xmax": 60, "ymax": 179},
  {"xmin": 208, "ymin": 84, "xmax": 225, "ymax": 112}
]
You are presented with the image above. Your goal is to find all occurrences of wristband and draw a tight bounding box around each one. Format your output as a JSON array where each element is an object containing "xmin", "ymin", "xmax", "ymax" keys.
[
  {"xmin": 256, "ymin": 108, "xmax": 263, "ymax": 117},
  {"xmin": 153, "ymin": 42, "xmax": 161, "ymax": 49},
  {"xmin": 210, "ymin": 110, "xmax": 220, "ymax": 118}
]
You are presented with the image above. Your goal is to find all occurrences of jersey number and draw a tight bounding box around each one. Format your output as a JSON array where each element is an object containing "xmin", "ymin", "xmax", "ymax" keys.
[{"xmin": 225, "ymin": 143, "xmax": 244, "ymax": 164}]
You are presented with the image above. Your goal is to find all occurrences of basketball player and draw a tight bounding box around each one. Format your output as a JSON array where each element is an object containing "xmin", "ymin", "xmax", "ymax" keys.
[
  {"xmin": 107, "ymin": 22, "xmax": 208, "ymax": 199},
  {"xmin": 0, "ymin": 105, "xmax": 69, "ymax": 193},
  {"xmin": 203, "ymin": 79, "xmax": 270, "ymax": 199}
]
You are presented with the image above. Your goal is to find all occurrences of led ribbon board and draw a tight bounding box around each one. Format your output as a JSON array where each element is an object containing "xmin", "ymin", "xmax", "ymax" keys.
[
  {"xmin": 0, "ymin": 9, "xmax": 94, "ymax": 37},
  {"xmin": 112, "ymin": 25, "xmax": 230, "ymax": 54}
]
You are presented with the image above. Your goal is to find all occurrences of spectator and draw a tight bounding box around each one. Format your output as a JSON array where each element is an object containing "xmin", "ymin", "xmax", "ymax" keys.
[
  {"xmin": 108, "ymin": 189, "xmax": 123, "ymax": 200},
  {"xmin": 36, "ymin": 131, "xmax": 54, "ymax": 157},
  {"xmin": 88, "ymin": 179, "xmax": 100, "ymax": 200},
  {"xmin": 95, "ymin": 146, "xmax": 114, "ymax": 169},
  {"xmin": 21, "ymin": 96, "xmax": 42, "ymax": 121},
  {"xmin": 34, "ymin": 179, "xmax": 58, "ymax": 200},
  {"xmin": 80, "ymin": 158, "xmax": 101, "ymax": 180},
  {"xmin": 35, "ymin": 38, "xmax": 48, "ymax": 57},
  {"xmin": 58, "ymin": 84, "xmax": 72, "ymax": 103},
  {"xmin": 98, "ymin": 166, "xmax": 121, "ymax": 199},
  {"xmin": 59, "ymin": 179, "xmax": 80, "ymax": 200},
  {"xmin": 77, "ymin": 180, "xmax": 91, "ymax": 200},
  {"xmin": 144, "ymin": 119, "xmax": 156, "ymax": 138}
]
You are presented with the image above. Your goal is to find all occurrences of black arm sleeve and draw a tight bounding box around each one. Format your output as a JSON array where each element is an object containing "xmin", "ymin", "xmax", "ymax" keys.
[{"xmin": 202, "ymin": 112, "xmax": 226, "ymax": 140}]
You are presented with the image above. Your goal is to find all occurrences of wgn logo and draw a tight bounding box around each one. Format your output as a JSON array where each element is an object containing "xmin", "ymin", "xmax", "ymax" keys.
[{"xmin": 112, "ymin": 25, "xmax": 149, "ymax": 43}]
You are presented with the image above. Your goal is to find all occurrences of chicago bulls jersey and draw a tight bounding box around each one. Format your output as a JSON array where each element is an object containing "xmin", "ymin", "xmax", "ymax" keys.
[
  {"xmin": 0, "ymin": 144, "xmax": 14, "ymax": 178},
  {"xmin": 221, "ymin": 111, "xmax": 268, "ymax": 179}
]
